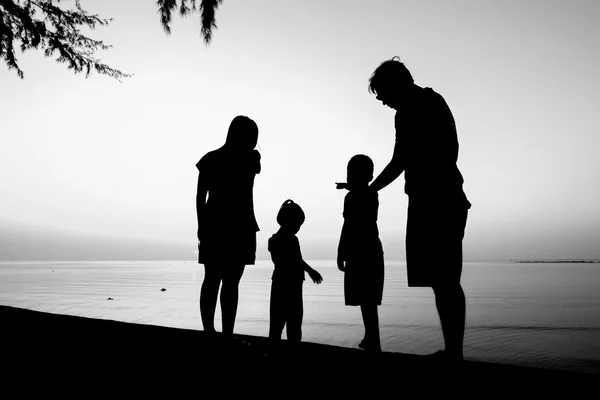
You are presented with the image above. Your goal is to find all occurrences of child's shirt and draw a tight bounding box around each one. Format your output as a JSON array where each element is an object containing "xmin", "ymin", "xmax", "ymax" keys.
[
  {"xmin": 339, "ymin": 188, "xmax": 383, "ymax": 262},
  {"xmin": 268, "ymin": 231, "xmax": 306, "ymax": 282}
]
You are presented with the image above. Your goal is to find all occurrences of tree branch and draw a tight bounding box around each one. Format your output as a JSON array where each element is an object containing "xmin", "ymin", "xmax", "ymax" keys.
[
  {"xmin": 0, "ymin": 0, "xmax": 131, "ymax": 80},
  {"xmin": 157, "ymin": 0, "xmax": 223, "ymax": 45}
]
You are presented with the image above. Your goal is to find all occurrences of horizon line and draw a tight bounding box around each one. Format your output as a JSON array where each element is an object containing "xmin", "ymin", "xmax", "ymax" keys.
[{"xmin": 2, "ymin": 258, "xmax": 599, "ymax": 263}]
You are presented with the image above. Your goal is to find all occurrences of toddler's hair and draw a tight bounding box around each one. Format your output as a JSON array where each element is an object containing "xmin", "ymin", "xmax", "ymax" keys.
[{"xmin": 276, "ymin": 199, "xmax": 305, "ymax": 227}]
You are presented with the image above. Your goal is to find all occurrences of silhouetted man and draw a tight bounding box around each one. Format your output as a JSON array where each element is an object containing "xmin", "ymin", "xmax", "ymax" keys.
[{"xmin": 364, "ymin": 57, "xmax": 471, "ymax": 362}]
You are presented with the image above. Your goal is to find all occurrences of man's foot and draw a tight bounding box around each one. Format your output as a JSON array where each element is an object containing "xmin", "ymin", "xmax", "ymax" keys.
[
  {"xmin": 420, "ymin": 350, "xmax": 463, "ymax": 365},
  {"xmin": 358, "ymin": 339, "xmax": 381, "ymax": 352}
]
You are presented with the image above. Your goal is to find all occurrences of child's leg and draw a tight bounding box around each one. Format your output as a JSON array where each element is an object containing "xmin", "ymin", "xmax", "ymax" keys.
[
  {"xmin": 360, "ymin": 304, "xmax": 381, "ymax": 352},
  {"xmin": 200, "ymin": 264, "xmax": 221, "ymax": 334},
  {"xmin": 269, "ymin": 281, "xmax": 286, "ymax": 341},
  {"xmin": 286, "ymin": 282, "xmax": 304, "ymax": 343}
]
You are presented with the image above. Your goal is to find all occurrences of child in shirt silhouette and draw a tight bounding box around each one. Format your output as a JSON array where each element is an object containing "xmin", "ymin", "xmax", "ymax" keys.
[
  {"xmin": 268, "ymin": 200, "xmax": 322, "ymax": 345},
  {"xmin": 337, "ymin": 155, "xmax": 385, "ymax": 352}
]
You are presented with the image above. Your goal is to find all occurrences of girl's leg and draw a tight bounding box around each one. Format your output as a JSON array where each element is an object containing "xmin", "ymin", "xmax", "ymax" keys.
[
  {"xmin": 360, "ymin": 304, "xmax": 381, "ymax": 352},
  {"xmin": 200, "ymin": 264, "xmax": 221, "ymax": 334},
  {"xmin": 220, "ymin": 264, "xmax": 246, "ymax": 335},
  {"xmin": 286, "ymin": 283, "xmax": 304, "ymax": 343}
]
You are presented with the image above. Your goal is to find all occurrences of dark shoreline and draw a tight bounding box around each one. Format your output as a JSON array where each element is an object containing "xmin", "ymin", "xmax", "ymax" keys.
[
  {"xmin": 511, "ymin": 260, "xmax": 600, "ymax": 263},
  {"xmin": 1, "ymin": 305, "xmax": 596, "ymax": 393}
]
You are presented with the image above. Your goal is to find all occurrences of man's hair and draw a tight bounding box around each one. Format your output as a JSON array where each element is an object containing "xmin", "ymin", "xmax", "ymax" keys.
[
  {"xmin": 276, "ymin": 199, "xmax": 305, "ymax": 227},
  {"xmin": 368, "ymin": 56, "xmax": 414, "ymax": 96}
]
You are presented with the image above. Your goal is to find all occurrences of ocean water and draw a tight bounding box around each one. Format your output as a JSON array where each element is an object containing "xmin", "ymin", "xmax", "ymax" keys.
[{"xmin": 0, "ymin": 260, "xmax": 599, "ymax": 374}]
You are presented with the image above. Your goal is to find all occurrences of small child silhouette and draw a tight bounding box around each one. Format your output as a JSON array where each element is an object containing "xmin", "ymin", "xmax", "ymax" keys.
[
  {"xmin": 268, "ymin": 199, "xmax": 323, "ymax": 346},
  {"xmin": 337, "ymin": 155, "xmax": 385, "ymax": 352}
]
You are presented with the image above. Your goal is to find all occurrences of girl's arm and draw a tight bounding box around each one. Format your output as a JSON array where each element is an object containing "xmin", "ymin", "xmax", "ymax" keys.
[
  {"xmin": 196, "ymin": 173, "xmax": 208, "ymax": 241},
  {"xmin": 253, "ymin": 150, "xmax": 261, "ymax": 174}
]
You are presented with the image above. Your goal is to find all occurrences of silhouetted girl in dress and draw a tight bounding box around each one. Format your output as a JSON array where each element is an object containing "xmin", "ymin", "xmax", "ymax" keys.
[{"xmin": 196, "ymin": 115, "xmax": 260, "ymax": 336}]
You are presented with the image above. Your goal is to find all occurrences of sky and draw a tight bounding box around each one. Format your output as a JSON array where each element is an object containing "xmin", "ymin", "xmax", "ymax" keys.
[{"xmin": 1, "ymin": 0, "xmax": 599, "ymax": 261}]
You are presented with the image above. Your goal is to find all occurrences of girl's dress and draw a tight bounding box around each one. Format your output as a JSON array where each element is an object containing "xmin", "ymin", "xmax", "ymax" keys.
[{"xmin": 196, "ymin": 147, "xmax": 260, "ymax": 265}]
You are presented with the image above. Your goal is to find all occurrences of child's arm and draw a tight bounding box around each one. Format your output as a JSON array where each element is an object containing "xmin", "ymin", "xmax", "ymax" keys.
[
  {"xmin": 337, "ymin": 220, "xmax": 349, "ymax": 272},
  {"xmin": 301, "ymin": 260, "xmax": 323, "ymax": 284},
  {"xmin": 293, "ymin": 236, "xmax": 322, "ymax": 284}
]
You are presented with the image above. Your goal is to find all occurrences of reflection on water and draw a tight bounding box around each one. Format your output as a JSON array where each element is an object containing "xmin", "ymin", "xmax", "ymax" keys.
[{"xmin": 0, "ymin": 260, "xmax": 599, "ymax": 373}]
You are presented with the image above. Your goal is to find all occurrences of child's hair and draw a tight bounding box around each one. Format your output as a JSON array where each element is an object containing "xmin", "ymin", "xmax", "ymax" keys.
[
  {"xmin": 348, "ymin": 154, "xmax": 374, "ymax": 180},
  {"xmin": 276, "ymin": 199, "xmax": 305, "ymax": 227}
]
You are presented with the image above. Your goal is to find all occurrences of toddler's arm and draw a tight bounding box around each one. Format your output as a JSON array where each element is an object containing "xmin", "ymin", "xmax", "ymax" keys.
[{"xmin": 302, "ymin": 261, "xmax": 323, "ymax": 284}]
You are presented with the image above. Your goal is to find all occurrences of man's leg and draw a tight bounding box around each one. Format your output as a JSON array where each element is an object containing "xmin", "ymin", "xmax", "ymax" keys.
[
  {"xmin": 432, "ymin": 204, "xmax": 468, "ymax": 360},
  {"xmin": 433, "ymin": 283, "xmax": 465, "ymax": 360}
]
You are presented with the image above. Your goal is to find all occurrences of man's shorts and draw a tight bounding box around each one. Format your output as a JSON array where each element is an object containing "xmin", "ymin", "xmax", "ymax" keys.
[{"xmin": 405, "ymin": 200, "xmax": 469, "ymax": 288}]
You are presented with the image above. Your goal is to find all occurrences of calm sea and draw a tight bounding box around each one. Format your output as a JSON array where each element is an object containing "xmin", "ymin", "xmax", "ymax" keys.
[{"xmin": 0, "ymin": 260, "xmax": 599, "ymax": 374}]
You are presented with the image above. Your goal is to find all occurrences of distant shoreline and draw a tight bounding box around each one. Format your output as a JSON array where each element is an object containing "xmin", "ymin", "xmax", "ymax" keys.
[
  {"xmin": 2, "ymin": 259, "xmax": 600, "ymax": 264},
  {"xmin": 511, "ymin": 260, "xmax": 600, "ymax": 264}
]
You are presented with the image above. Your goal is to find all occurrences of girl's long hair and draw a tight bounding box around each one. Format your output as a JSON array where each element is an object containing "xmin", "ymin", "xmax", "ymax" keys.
[{"xmin": 225, "ymin": 115, "xmax": 259, "ymax": 151}]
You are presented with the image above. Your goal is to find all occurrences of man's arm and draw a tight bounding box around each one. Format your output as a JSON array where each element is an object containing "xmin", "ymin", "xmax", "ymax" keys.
[{"xmin": 370, "ymin": 141, "xmax": 405, "ymax": 192}]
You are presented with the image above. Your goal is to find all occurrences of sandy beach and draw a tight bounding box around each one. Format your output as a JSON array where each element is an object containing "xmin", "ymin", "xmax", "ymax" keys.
[{"xmin": 2, "ymin": 305, "xmax": 595, "ymax": 396}]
